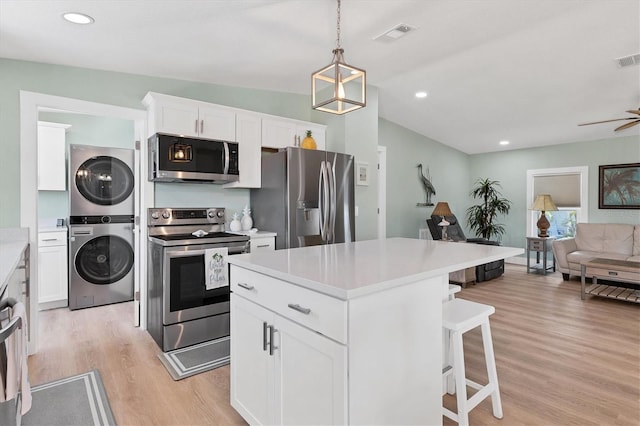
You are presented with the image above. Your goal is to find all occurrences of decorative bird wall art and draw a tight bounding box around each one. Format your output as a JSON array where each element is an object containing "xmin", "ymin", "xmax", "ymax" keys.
[{"xmin": 417, "ymin": 164, "xmax": 436, "ymax": 206}]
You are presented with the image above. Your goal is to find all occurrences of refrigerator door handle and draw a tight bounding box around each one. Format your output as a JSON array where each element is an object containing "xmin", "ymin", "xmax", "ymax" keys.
[
  {"xmin": 327, "ymin": 161, "xmax": 336, "ymax": 242},
  {"xmin": 322, "ymin": 161, "xmax": 331, "ymax": 241},
  {"xmin": 318, "ymin": 161, "xmax": 327, "ymax": 241}
]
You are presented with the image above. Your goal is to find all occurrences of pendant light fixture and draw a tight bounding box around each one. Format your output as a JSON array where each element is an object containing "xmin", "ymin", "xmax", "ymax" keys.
[{"xmin": 312, "ymin": 0, "xmax": 366, "ymax": 115}]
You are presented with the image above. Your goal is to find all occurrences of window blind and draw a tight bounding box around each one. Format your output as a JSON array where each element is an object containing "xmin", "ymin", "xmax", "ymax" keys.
[{"xmin": 533, "ymin": 174, "xmax": 581, "ymax": 207}]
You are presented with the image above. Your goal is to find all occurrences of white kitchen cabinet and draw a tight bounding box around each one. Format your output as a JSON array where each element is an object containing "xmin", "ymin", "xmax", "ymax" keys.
[
  {"xmin": 37, "ymin": 230, "xmax": 68, "ymax": 309},
  {"xmin": 262, "ymin": 118, "xmax": 326, "ymax": 151},
  {"xmin": 224, "ymin": 112, "xmax": 262, "ymax": 188},
  {"xmin": 143, "ymin": 92, "xmax": 236, "ymax": 141},
  {"xmin": 37, "ymin": 121, "xmax": 70, "ymax": 191},
  {"xmin": 249, "ymin": 236, "xmax": 275, "ymax": 252},
  {"xmin": 231, "ymin": 267, "xmax": 347, "ymax": 425}
]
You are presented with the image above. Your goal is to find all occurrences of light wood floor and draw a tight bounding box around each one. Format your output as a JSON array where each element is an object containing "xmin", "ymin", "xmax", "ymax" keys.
[{"xmin": 28, "ymin": 265, "xmax": 639, "ymax": 425}]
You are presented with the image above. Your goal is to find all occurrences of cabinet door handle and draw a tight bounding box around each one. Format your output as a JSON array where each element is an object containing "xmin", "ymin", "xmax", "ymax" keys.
[
  {"xmin": 268, "ymin": 325, "xmax": 276, "ymax": 356},
  {"xmin": 195, "ymin": 119, "xmax": 198, "ymax": 134},
  {"xmin": 256, "ymin": 244, "xmax": 270, "ymax": 248},
  {"xmin": 237, "ymin": 282, "xmax": 254, "ymax": 291},
  {"xmin": 262, "ymin": 321, "xmax": 268, "ymax": 351},
  {"xmin": 42, "ymin": 238, "xmax": 58, "ymax": 241},
  {"xmin": 288, "ymin": 303, "xmax": 311, "ymax": 315},
  {"xmin": 200, "ymin": 119, "xmax": 204, "ymax": 134}
]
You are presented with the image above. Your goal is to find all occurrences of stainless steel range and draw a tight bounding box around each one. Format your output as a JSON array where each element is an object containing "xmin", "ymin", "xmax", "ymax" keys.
[{"xmin": 147, "ymin": 207, "xmax": 250, "ymax": 352}]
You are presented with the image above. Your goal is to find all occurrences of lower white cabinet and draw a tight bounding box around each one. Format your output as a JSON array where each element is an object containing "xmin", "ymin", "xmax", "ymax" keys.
[
  {"xmin": 249, "ymin": 235, "xmax": 275, "ymax": 252},
  {"xmin": 38, "ymin": 230, "xmax": 68, "ymax": 309},
  {"xmin": 230, "ymin": 263, "xmax": 444, "ymax": 425},
  {"xmin": 231, "ymin": 285, "xmax": 347, "ymax": 425}
]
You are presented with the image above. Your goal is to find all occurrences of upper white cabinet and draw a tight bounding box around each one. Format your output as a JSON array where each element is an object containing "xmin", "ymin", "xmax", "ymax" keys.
[
  {"xmin": 37, "ymin": 121, "xmax": 70, "ymax": 191},
  {"xmin": 143, "ymin": 92, "xmax": 329, "ymax": 188},
  {"xmin": 262, "ymin": 118, "xmax": 326, "ymax": 150},
  {"xmin": 224, "ymin": 112, "xmax": 262, "ymax": 189},
  {"xmin": 143, "ymin": 92, "xmax": 236, "ymax": 141}
]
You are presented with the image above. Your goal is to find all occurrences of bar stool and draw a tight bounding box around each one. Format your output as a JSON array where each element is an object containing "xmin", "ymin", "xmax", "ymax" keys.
[
  {"xmin": 442, "ymin": 298, "xmax": 503, "ymax": 426},
  {"xmin": 448, "ymin": 284, "xmax": 461, "ymax": 300}
]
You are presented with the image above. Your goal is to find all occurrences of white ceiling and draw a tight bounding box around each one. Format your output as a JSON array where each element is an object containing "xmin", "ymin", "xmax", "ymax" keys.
[{"xmin": 1, "ymin": 0, "xmax": 639, "ymax": 154}]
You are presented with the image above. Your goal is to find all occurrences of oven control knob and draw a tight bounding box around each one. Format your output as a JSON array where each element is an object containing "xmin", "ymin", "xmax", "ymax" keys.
[
  {"xmin": 162, "ymin": 211, "xmax": 170, "ymax": 219},
  {"xmin": 151, "ymin": 212, "xmax": 159, "ymax": 220},
  {"xmin": 208, "ymin": 210, "xmax": 215, "ymax": 218},
  {"xmin": 216, "ymin": 210, "xmax": 225, "ymax": 218}
]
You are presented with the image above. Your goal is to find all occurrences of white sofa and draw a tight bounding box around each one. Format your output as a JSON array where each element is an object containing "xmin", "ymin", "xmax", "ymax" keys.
[{"xmin": 552, "ymin": 223, "xmax": 640, "ymax": 280}]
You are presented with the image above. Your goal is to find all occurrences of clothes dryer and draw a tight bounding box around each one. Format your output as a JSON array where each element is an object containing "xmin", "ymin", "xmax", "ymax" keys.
[
  {"xmin": 69, "ymin": 145, "xmax": 135, "ymax": 216},
  {"xmin": 68, "ymin": 215, "xmax": 134, "ymax": 310}
]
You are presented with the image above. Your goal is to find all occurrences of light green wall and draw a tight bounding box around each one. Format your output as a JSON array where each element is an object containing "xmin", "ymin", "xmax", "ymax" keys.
[
  {"xmin": 470, "ymin": 135, "xmax": 640, "ymax": 249},
  {"xmin": 379, "ymin": 118, "xmax": 472, "ymax": 238},
  {"xmin": 0, "ymin": 58, "xmax": 358, "ymax": 229},
  {"xmin": 4, "ymin": 58, "xmax": 638, "ymax": 243}
]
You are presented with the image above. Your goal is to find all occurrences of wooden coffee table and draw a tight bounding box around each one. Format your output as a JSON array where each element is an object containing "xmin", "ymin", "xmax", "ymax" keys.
[{"xmin": 581, "ymin": 258, "xmax": 640, "ymax": 303}]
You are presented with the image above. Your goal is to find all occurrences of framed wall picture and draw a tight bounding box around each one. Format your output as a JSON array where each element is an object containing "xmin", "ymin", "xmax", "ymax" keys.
[
  {"xmin": 356, "ymin": 161, "xmax": 369, "ymax": 186},
  {"xmin": 598, "ymin": 163, "xmax": 640, "ymax": 209}
]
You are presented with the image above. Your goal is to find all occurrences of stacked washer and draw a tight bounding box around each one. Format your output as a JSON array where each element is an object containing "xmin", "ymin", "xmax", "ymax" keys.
[{"xmin": 68, "ymin": 144, "xmax": 135, "ymax": 310}]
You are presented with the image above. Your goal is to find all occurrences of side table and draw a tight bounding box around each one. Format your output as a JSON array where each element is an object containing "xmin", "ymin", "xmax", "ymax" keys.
[{"xmin": 526, "ymin": 236, "xmax": 556, "ymax": 275}]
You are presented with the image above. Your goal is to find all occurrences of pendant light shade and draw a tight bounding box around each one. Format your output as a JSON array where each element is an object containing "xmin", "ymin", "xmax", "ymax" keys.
[{"xmin": 312, "ymin": 0, "xmax": 366, "ymax": 115}]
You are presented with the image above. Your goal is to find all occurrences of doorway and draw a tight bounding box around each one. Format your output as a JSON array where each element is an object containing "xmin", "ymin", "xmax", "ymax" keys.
[
  {"xmin": 377, "ymin": 146, "xmax": 387, "ymax": 239},
  {"xmin": 19, "ymin": 91, "xmax": 149, "ymax": 354}
]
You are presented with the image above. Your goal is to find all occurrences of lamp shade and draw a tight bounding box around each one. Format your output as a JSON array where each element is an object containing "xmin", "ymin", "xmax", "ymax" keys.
[
  {"xmin": 432, "ymin": 202, "xmax": 452, "ymax": 217},
  {"xmin": 530, "ymin": 194, "xmax": 558, "ymax": 212}
]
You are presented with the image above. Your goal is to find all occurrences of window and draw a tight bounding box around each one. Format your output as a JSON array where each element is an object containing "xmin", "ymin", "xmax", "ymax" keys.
[{"xmin": 526, "ymin": 167, "xmax": 588, "ymax": 238}]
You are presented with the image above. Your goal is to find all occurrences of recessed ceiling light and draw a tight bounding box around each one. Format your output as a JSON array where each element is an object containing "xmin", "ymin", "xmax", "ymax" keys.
[
  {"xmin": 499, "ymin": 140, "xmax": 510, "ymax": 145},
  {"xmin": 62, "ymin": 12, "xmax": 94, "ymax": 25},
  {"xmin": 415, "ymin": 91, "xmax": 428, "ymax": 99}
]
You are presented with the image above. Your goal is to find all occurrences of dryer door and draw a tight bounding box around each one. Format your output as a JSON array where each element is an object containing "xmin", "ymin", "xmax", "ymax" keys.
[
  {"xmin": 75, "ymin": 156, "xmax": 134, "ymax": 206},
  {"xmin": 75, "ymin": 235, "xmax": 134, "ymax": 285}
]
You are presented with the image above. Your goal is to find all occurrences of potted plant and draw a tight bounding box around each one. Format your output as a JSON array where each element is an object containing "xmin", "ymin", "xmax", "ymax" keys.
[{"xmin": 466, "ymin": 178, "xmax": 512, "ymax": 241}]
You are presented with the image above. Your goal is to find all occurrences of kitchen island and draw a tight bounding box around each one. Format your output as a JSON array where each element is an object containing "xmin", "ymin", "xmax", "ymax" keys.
[{"xmin": 228, "ymin": 237, "xmax": 523, "ymax": 425}]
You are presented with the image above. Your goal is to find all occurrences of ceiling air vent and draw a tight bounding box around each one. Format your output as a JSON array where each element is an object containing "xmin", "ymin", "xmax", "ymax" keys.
[
  {"xmin": 373, "ymin": 23, "xmax": 416, "ymax": 42},
  {"xmin": 614, "ymin": 53, "xmax": 640, "ymax": 68}
]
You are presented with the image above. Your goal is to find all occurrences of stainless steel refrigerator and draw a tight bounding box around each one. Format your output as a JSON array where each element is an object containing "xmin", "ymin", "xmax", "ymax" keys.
[{"xmin": 250, "ymin": 147, "xmax": 355, "ymax": 249}]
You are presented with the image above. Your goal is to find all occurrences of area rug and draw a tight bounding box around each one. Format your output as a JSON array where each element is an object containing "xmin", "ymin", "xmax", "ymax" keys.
[
  {"xmin": 21, "ymin": 369, "xmax": 116, "ymax": 426},
  {"xmin": 158, "ymin": 336, "xmax": 230, "ymax": 381}
]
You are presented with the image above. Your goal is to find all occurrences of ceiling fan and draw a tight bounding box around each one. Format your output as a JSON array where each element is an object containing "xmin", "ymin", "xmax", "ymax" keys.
[{"xmin": 578, "ymin": 108, "xmax": 640, "ymax": 131}]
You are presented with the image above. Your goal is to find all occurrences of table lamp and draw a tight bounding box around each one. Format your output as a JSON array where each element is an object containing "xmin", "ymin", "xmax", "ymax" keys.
[
  {"xmin": 432, "ymin": 202, "xmax": 453, "ymax": 241},
  {"xmin": 530, "ymin": 194, "xmax": 558, "ymax": 237}
]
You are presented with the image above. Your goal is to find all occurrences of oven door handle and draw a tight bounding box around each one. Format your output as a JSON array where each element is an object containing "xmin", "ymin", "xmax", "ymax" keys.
[{"xmin": 164, "ymin": 243, "xmax": 249, "ymax": 258}]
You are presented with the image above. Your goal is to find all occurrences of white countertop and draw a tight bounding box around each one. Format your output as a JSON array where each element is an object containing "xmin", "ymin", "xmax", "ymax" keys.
[
  {"xmin": 228, "ymin": 237, "xmax": 523, "ymax": 299},
  {"xmin": 230, "ymin": 230, "xmax": 277, "ymax": 238},
  {"xmin": 39, "ymin": 226, "xmax": 68, "ymax": 233},
  {"xmin": 0, "ymin": 228, "xmax": 29, "ymax": 294}
]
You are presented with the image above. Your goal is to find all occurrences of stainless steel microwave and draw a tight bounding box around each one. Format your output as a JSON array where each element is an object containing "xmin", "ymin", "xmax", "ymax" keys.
[{"xmin": 148, "ymin": 133, "xmax": 239, "ymax": 183}]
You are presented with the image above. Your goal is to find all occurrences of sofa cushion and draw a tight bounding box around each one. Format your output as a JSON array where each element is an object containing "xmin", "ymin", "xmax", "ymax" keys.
[
  {"xmin": 574, "ymin": 223, "xmax": 634, "ymax": 256},
  {"xmin": 634, "ymin": 226, "xmax": 640, "ymax": 256}
]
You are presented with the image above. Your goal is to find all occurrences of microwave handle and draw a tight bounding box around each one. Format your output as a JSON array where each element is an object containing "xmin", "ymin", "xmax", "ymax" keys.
[
  {"xmin": 223, "ymin": 141, "xmax": 230, "ymax": 175},
  {"xmin": 149, "ymin": 139, "xmax": 157, "ymax": 179}
]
